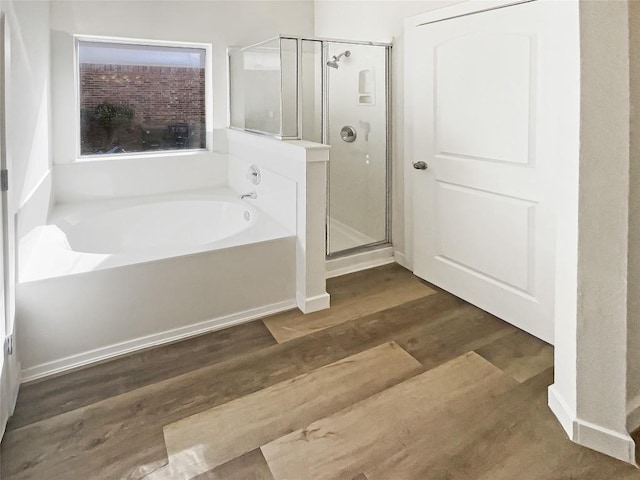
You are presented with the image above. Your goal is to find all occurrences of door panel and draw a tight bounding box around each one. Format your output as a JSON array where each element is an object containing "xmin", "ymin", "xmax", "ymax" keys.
[
  {"xmin": 435, "ymin": 182, "xmax": 534, "ymax": 293},
  {"xmin": 411, "ymin": 1, "xmax": 574, "ymax": 343},
  {"xmin": 436, "ymin": 33, "xmax": 533, "ymax": 165}
]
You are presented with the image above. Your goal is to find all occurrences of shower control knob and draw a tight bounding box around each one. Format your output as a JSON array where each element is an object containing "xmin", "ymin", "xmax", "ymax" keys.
[
  {"xmin": 247, "ymin": 164, "xmax": 261, "ymax": 185},
  {"xmin": 340, "ymin": 126, "xmax": 357, "ymax": 143},
  {"xmin": 412, "ymin": 161, "xmax": 428, "ymax": 170}
]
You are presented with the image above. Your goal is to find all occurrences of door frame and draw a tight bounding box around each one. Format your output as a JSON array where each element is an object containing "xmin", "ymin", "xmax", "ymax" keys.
[{"xmin": 410, "ymin": 0, "xmax": 536, "ymax": 27}]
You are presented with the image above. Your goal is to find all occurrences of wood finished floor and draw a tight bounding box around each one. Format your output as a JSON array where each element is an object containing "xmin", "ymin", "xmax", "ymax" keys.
[{"xmin": 1, "ymin": 263, "xmax": 638, "ymax": 479}]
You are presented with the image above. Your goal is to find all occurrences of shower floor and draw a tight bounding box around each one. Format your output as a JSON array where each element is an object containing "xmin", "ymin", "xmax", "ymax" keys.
[{"xmin": 328, "ymin": 216, "xmax": 376, "ymax": 253}]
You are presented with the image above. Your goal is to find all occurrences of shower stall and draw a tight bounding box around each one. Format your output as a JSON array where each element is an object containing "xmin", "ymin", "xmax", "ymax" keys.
[{"xmin": 228, "ymin": 36, "xmax": 391, "ymax": 257}]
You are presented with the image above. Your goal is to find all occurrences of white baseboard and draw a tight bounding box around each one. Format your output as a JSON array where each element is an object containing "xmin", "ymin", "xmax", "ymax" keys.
[
  {"xmin": 575, "ymin": 418, "xmax": 636, "ymax": 465},
  {"xmin": 549, "ymin": 384, "xmax": 637, "ymax": 465},
  {"xmin": 627, "ymin": 394, "xmax": 640, "ymax": 432},
  {"xmin": 21, "ymin": 299, "xmax": 297, "ymax": 383},
  {"xmin": 394, "ymin": 250, "xmax": 410, "ymax": 270},
  {"xmin": 326, "ymin": 246, "xmax": 395, "ymax": 279},
  {"xmin": 548, "ymin": 384, "xmax": 575, "ymax": 438},
  {"xmin": 297, "ymin": 292, "xmax": 330, "ymax": 313}
]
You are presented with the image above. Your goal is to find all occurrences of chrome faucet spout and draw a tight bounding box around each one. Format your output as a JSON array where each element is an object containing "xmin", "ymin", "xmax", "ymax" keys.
[{"xmin": 240, "ymin": 191, "xmax": 257, "ymax": 200}]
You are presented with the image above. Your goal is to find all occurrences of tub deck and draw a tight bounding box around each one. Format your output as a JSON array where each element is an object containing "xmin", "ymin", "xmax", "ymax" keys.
[{"xmin": 19, "ymin": 188, "xmax": 293, "ymax": 283}]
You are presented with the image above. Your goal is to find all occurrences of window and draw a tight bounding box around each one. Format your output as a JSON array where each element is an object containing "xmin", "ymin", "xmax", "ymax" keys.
[{"xmin": 77, "ymin": 37, "xmax": 209, "ymax": 156}]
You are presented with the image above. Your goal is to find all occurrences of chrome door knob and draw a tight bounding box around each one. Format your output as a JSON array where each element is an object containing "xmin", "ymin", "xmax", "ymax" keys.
[{"xmin": 413, "ymin": 161, "xmax": 428, "ymax": 170}]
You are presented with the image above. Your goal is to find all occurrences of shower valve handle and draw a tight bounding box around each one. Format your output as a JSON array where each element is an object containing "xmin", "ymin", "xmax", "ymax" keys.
[{"xmin": 412, "ymin": 161, "xmax": 428, "ymax": 170}]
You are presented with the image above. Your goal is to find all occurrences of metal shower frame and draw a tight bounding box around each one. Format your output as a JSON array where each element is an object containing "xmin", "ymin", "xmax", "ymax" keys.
[{"xmin": 230, "ymin": 35, "xmax": 393, "ymax": 258}]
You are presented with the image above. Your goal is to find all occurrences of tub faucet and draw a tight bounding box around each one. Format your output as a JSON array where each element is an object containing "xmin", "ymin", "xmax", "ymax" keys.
[{"xmin": 240, "ymin": 191, "xmax": 257, "ymax": 200}]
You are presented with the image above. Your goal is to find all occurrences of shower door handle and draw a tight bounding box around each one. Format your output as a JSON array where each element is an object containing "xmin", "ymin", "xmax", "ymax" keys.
[{"xmin": 412, "ymin": 161, "xmax": 428, "ymax": 170}]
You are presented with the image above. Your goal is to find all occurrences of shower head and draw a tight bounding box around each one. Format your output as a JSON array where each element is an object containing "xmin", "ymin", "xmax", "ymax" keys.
[
  {"xmin": 327, "ymin": 50, "xmax": 351, "ymax": 69},
  {"xmin": 326, "ymin": 59, "xmax": 339, "ymax": 69}
]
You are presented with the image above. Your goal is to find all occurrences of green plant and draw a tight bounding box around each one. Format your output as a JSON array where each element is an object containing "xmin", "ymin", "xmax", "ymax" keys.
[{"xmin": 93, "ymin": 102, "xmax": 135, "ymax": 146}]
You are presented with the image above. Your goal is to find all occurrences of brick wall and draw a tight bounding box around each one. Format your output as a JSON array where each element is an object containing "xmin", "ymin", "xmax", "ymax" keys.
[{"xmin": 80, "ymin": 63, "xmax": 206, "ymax": 154}]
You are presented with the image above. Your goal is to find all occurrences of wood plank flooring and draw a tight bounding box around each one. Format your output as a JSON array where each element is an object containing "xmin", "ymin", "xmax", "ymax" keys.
[
  {"xmin": 262, "ymin": 265, "xmax": 436, "ymax": 342},
  {"xmin": 191, "ymin": 450, "xmax": 275, "ymax": 480},
  {"xmin": 154, "ymin": 343, "xmax": 422, "ymax": 479},
  {"xmin": 261, "ymin": 352, "xmax": 518, "ymax": 480},
  {"xmin": 1, "ymin": 263, "xmax": 638, "ymax": 480}
]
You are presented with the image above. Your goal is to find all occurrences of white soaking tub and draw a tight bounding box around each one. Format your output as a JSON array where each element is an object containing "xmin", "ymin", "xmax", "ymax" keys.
[
  {"xmin": 65, "ymin": 199, "xmax": 255, "ymax": 254},
  {"xmin": 17, "ymin": 188, "xmax": 297, "ymax": 380}
]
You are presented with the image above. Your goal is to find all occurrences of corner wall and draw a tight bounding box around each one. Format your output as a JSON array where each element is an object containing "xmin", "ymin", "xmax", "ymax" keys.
[
  {"xmin": 549, "ymin": 0, "xmax": 636, "ymax": 464},
  {"xmin": 577, "ymin": 0, "xmax": 631, "ymax": 456},
  {"xmin": 627, "ymin": 0, "xmax": 640, "ymax": 432}
]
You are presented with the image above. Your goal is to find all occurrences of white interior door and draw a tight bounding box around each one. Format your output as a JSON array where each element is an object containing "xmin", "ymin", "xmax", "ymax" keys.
[
  {"xmin": 410, "ymin": 1, "xmax": 576, "ymax": 344},
  {"xmin": 0, "ymin": 11, "xmax": 18, "ymax": 439}
]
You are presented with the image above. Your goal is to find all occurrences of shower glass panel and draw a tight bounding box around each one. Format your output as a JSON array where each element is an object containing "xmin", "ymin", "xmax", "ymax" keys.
[
  {"xmin": 241, "ymin": 37, "xmax": 298, "ymax": 137},
  {"xmin": 280, "ymin": 38, "xmax": 298, "ymax": 137},
  {"xmin": 301, "ymin": 40, "xmax": 322, "ymax": 143},
  {"xmin": 326, "ymin": 42, "xmax": 389, "ymax": 255},
  {"xmin": 228, "ymin": 47, "xmax": 244, "ymax": 130}
]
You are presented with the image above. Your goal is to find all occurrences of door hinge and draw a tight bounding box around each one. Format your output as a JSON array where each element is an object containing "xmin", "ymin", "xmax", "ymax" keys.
[
  {"xmin": 5, "ymin": 334, "xmax": 13, "ymax": 356},
  {"xmin": 1, "ymin": 169, "xmax": 8, "ymax": 192}
]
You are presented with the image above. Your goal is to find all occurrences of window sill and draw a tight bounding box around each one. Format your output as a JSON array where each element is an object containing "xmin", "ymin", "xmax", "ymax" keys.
[{"xmin": 75, "ymin": 148, "xmax": 211, "ymax": 163}]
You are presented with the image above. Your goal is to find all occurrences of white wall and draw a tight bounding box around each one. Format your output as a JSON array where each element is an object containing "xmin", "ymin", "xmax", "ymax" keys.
[
  {"xmin": 5, "ymin": 0, "xmax": 52, "ymax": 239},
  {"xmin": 0, "ymin": 0, "xmax": 51, "ymax": 438},
  {"xmin": 314, "ymin": 0, "xmax": 464, "ymax": 263},
  {"xmin": 49, "ymin": 1, "xmax": 315, "ymax": 200},
  {"xmin": 627, "ymin": 0, "xmax": 640, "ymax": 432}
]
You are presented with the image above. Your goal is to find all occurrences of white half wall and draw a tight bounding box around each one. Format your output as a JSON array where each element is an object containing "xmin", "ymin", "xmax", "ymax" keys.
[
  {"xmin": 227, "ymin": 129, "xmax": 330, "ymax": 313},
  {"xmin": 227, "ymin": 149, "xmax": 297, "ymax": 236}
]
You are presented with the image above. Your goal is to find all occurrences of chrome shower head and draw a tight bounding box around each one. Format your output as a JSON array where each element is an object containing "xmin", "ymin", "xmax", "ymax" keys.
[{"xmin": 327, "ymin": 50, "xmax": 351, "ymax": 69}]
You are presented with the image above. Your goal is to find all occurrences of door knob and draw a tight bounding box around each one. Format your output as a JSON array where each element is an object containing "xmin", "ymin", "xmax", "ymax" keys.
[
  {"xmin": 412, "ymin": 161, "xmax": 428, "ymax": 170},
  {"xmin": 340, "ymin": 125, "xmax": 357, "ymax": 143}
]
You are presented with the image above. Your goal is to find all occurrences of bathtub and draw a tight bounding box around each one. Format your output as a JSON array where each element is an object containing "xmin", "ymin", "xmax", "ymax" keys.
[
  {"xmin": 20, "ymin": 189, "xmax": 293, "ymax": 281},
  {"xmin": 17, "ymin": 188, "xmax": 297, "ymax": 380}
]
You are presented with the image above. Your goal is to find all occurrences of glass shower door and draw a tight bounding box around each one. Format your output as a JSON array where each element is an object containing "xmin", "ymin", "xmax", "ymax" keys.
[{"xmin": 326, "ymin": 42, "xmax": 389, "ymax": 256}]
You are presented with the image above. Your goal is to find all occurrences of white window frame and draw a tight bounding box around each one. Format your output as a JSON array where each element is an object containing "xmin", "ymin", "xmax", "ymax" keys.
[{"xmin": 74, "ymin": 34, "xmax": 213, "ymax": 160}]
